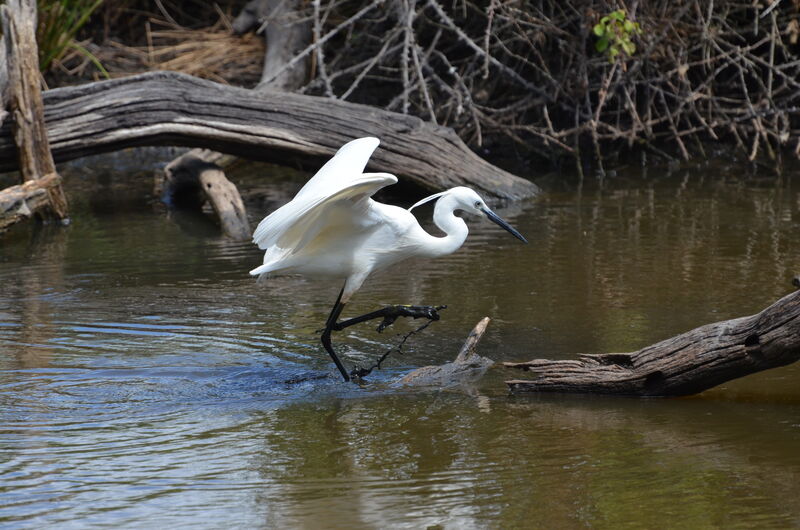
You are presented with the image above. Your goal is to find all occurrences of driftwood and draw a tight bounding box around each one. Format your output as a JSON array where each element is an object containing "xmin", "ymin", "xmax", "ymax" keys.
[
  {"xmin": 160, "ymin": 153, "xmax": 250, "ymax": 240},
  {"xmin": 0, "ymin": 0, "xmax": 67, "ymax": 231},
  {"xmin": 400, "ymin": 317, "xmax": 494, "ymax": 387},
  {"xmin": 0, "ymin": 70, "xmax": 538, "ymax": 200},
  {"xmin": 505, "ymin": 289, "xmax": 800, "ymax": 397}
]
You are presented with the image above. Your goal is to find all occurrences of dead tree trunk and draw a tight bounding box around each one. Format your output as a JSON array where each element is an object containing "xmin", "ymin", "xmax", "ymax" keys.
[
  {"xmin": 0, "ymin": 38, "xmax": 8, "ymax": 128},
  {"xmin": 0, "ymin": 71, "xmax": 538, "ymax": 199},
  {"xmin": 0, "ymin": 0, "xmax": 68, "ymax": 232},
  {"xmin": 504, "ymin": 289, "xmax": 800, "ymax": 397},
  {"xmin": 232, "ymin": 0, "xmax": 310, "ymax": 90}
]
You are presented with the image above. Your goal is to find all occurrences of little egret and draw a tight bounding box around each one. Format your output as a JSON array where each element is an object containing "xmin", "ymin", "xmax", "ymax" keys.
[{"xmin": 250, "ymin": 137, "xmax": 527, "ymax": 381}]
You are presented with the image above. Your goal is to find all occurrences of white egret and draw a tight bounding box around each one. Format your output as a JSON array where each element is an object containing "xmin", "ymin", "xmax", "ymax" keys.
[{"xmin": 250, "ymin": 137, "xmax": 527, "ymax": 381}]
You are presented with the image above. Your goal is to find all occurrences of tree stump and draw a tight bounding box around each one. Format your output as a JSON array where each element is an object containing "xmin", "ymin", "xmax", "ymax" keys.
[
  {"xmin": 160, "ymin": 153, "xmax": 250, "ymax": 240},
  {"xmin": 0, "ymin": 173, "xmax": 63, "ymax": 232}
]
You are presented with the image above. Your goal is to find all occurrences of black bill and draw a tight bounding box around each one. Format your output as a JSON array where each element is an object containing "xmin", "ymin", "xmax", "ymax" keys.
[{"xmin": 482, "ymin": 208, "xmax": 528, "ymax": 243}]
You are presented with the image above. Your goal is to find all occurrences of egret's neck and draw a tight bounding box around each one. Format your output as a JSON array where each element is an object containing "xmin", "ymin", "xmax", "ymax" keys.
[{"xmin": 422, "ymin": 195, "xmax": 468, "ymax": 257}]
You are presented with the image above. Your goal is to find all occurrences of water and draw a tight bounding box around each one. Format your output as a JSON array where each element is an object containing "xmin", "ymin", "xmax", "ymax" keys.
[{"xmin": 1, "ymin": 152, "xmax": 799, "ymax": 528}]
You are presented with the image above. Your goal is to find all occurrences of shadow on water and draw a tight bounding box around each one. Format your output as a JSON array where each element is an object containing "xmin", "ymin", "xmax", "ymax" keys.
[{"xmin": 1, "ymin": 151, "xmax": 799, "ymax": 527}]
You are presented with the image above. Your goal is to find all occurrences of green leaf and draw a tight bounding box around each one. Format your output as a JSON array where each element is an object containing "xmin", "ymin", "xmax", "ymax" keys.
[
  {"xmin": 610, "ymin": 10, "xmax": 625, "ymax": 21},
  {"xmin": 621, "ymin": 41, "xmax": 634, "ymax": 55},
  {"xmin": 601, "ymin": 16, "xmax": 609, "ymax": 24},
  {"xmin": 595, "ymin": 37, "xmax": 609, "ymax": 52},
  {"xmin": 624, "ymin": 20, "xmax": 634, "ymax": 33},
  {"xmin": 593, "ymin": 23, "xmax": 605, "ymax": 37}
]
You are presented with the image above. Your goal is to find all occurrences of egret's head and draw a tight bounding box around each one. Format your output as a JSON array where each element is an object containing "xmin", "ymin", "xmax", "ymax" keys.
[
  {"xmin": 408, "ymin": 187, "xmax": 527, "ymax": 243},
  {"xmin": 446, "ymin": 186, "xmax": 487, "ymax": 216},
  {"xmin": 449, "ymin": 187, "xmax": 528, "ymax": 243}
]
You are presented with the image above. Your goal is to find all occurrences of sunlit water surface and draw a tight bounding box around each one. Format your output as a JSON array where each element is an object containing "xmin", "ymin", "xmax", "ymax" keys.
[{"xmin": 1, "ymin": 151, "xmax": 799, "ymax": 528}]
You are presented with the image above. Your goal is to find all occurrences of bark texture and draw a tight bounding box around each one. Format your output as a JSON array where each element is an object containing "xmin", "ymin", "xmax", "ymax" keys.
[
  {"xmin": 0, "ymin": 0, "xmax": 67, "ymax": 223},
  {"xmin": 232, "ymin": 0, "xmax": 310, "ymax": 90},
  {"xmin": 504, "ymin": 290, "xmax": 800, "ymax": 396},
  {"xmin": 0, "ymin": 38, "xmax": 8, "ymax": 128},
  {"xmin": 0, "ymin": 71, "xmax": 539, "ymax": 200}
]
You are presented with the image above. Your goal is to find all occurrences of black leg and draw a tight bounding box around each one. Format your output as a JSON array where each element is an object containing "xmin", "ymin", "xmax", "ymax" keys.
[
  {"xmin": 320, "ymin": 286, "xmax": 350, "ymax": 382},
  {"xmin": 320, "ymin": 286, "xmax": 446, "ymax": 382}
]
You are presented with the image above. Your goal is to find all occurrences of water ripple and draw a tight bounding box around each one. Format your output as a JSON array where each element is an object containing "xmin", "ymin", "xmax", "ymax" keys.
[{"xmin": 1, "ymin": 163, "xmax": 800, "ymax": 527}]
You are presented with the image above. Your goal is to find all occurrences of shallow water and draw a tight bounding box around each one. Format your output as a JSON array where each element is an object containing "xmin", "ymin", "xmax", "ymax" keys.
[{"xmin": 1, "ymin": 152, "xmax": 799, "ymax": 528}]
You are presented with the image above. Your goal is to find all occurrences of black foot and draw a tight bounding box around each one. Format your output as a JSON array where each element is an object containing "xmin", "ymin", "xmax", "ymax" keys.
[
  {"xmin": 346, "ymin": 306, "xmax": 447, "ymax": 380},
  {"xmin": 333, "ymin": 304, "xmax": 446, "ymax": 333},
  {"xmin": 376, "ymin": 304, "xmax": 445, "ymax": 332}
]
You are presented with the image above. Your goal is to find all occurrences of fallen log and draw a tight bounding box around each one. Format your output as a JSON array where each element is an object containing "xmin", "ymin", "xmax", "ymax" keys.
[
  {"xmin": 0, "ymin": 71, "xmax": 539, "ymax": 200},
  {"xmin": 505, "ymin": 289, "xmax": 800, "ymax": 397}
]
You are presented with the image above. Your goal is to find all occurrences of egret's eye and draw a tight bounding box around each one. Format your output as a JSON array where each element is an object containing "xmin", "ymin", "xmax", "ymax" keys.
[{"xmin": 474, "ymin": 201, "xmax": 482, "ymax": 208}]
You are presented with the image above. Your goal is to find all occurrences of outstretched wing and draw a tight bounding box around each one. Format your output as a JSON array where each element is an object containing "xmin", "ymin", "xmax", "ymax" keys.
[
  {"xmin": 250, "ymin": 173, "xmax": 397, "ymax": 275},
  {"xmin": 294, "ymin": 137, "xmax": 380, "ymax": 201},
  {"xmin": 252, "ymin": 172, "xmax": 397, "ymax": 253},
  {"xmin": 253, "ymin": 136, "xmax": 385, "ymax": 251}
]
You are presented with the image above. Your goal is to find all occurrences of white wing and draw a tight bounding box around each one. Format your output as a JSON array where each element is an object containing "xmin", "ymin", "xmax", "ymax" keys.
[
  {"xmin": 250, "ymin": 172, "xmax": 398, "ymax": 276},
  {"xmin": 253, "ymin": 136, "xmax": 383, "ymax": 249},
  {"xmin": 294, "ymin": 137, "xmax": 380, "ymax": 200}
]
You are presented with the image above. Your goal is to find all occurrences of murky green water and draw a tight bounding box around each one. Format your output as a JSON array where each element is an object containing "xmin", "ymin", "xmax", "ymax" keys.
[{"xmin": 1, "ymin": 151, "xmax": 799, "ymax": 528}]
